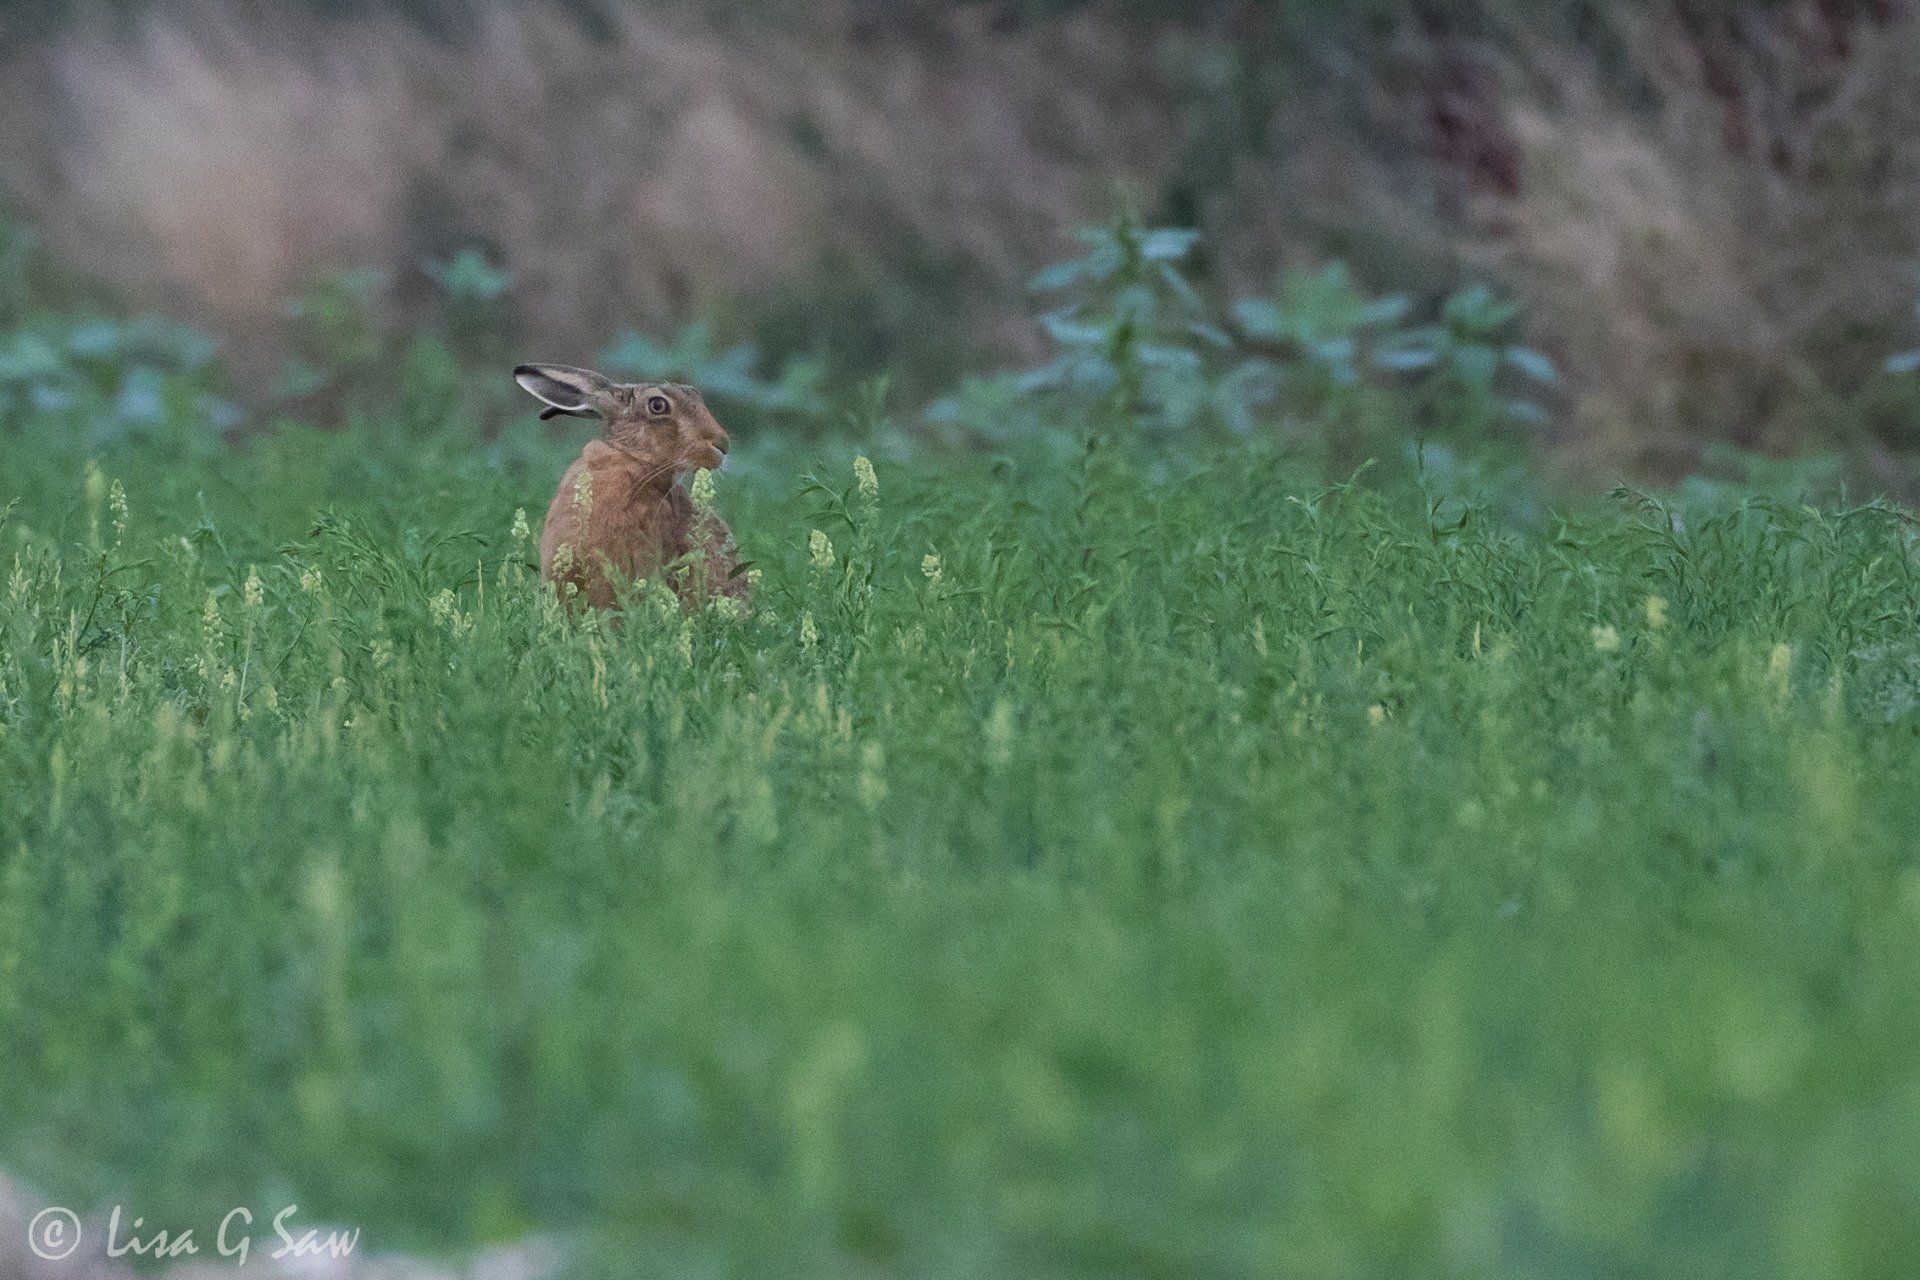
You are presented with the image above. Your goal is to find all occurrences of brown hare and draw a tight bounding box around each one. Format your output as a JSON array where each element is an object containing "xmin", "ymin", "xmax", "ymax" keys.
[{"xmin": 515, "ymin": 363, "xmax": 748, "ymax": 611}]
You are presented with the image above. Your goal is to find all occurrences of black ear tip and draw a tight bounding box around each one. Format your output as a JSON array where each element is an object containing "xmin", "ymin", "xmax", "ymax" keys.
[{"xmin": 513, "ymin": 364, "xmax": 540, "ymax": 379}]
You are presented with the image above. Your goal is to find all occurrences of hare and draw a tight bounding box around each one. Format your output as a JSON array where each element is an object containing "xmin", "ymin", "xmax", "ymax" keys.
[{"xmin": 515, "ymin": 363, "xmax": 747, "ymax": 610}]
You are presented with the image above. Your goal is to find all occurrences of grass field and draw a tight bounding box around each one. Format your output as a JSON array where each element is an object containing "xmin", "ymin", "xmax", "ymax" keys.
[{"xmin": 3, "ymin": 418, "xmax": 1920, "ymax": 1279}]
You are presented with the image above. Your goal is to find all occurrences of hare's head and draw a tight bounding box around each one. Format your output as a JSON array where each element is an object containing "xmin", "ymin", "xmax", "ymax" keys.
[{"xmin": 514, "ymin": 363, "xmax": 730, "ymax": 474}]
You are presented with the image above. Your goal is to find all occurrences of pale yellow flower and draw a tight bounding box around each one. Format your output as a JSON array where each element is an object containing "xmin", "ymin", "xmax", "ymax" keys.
[
  {"xmin": 108, "ymin": 479, "xmax": 128, "ymax": 543},
  {"xmin": 1592, "ymin": 624, "xmax": 1621, "ymax": 654},
  {"xmin": 854, "ymin": 455, "xmax": 878, "ymax": 501},
  {"xmin": 809, "ymin": 529, "xmax": 836, "ymax": 570}
]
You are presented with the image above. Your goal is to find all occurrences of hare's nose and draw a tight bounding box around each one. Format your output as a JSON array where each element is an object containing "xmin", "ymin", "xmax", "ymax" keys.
[{"xmin": 713, "ymin": 429, "xmax": 730, "ymax": 455}]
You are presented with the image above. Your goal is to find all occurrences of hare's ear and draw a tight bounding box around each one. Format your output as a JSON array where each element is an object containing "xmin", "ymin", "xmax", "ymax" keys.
[{"xmin": 514, "ymin": 364, "xmax": 615, "ymax": 418}]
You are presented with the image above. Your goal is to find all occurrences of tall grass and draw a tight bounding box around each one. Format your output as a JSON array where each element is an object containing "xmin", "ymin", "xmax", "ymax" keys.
[{"xmin": 3, "ymin": 416, "xmax": 1920, "ymax": 1276}]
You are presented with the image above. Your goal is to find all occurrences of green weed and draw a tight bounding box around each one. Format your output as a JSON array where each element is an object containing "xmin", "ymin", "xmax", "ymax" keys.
[{"xmin": 2, "ymin": 419, "xmax": 1919, "ymax": 1277}]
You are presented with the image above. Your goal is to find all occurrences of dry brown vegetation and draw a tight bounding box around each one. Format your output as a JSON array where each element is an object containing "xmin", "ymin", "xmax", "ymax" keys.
[{"xmin": 6, "ymin": 1, "xmax": 1920, "ymax": 468}]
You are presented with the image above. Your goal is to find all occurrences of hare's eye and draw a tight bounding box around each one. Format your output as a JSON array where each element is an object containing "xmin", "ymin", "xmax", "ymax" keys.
[{"xmin": 646, "ymin": 395, "xmax": 671, "ymax": 416}]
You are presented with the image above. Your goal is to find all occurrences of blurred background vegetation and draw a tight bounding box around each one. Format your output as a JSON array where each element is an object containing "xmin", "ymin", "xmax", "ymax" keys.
[{"xmin": 8, "ymin": 0, "xmax": 1920, "ymax": 478}]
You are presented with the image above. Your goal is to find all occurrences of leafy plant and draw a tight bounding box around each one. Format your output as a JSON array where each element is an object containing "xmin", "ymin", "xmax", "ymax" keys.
[
  {"xmin": 1223, "ymin": 261, "xmax": 1413, "ymax": 430},
  {"xmin": 1011, "ymin": 211, "xmax": 1227, "ymax": 434},
  {"xmin": 274, "ymin": 254, "xmax": 511, "ymax": 429},
  {"xmin": 0, "ymin": 311, "xmax": 235, "ymax": 447},
  {"xmin": 1377, "ymin": 283, "xmax": 1559, "ymax": 431},
  {"xmin": 275, "ymin": 266, "xmax": 388, "ymax": 403},
  {"xmin": 923, "ymin": 372, "xmax": 1044, "ymax": 450},
  {"xmin": 422, "ymin": 249, "xmax": 512, "ymax": 309},
  {"xmin": 1233, "ymin": 262, "xmax": 1411, "ymax": 384},
  {"xmin": 940, "ymin": 222, "xmax": 1556, "ymax": 451},
  {"xmin": 422, "ymin": 249, "xmax": 514, "ymax": 364}
]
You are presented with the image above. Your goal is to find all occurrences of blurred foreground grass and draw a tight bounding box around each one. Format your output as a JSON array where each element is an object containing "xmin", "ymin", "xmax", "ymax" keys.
[{"xmin": 3, "ymin": 421, "xmax": 1920, "ymax": 1278}]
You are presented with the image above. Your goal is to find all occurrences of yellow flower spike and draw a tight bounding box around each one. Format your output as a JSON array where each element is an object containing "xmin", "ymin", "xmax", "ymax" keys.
[
  {"xmin": 690, "ymin": 468, "xmax": 717, "ymax": 521},
  {"xmin": 854, "ymin": 455, "xmax": 878, "ymax": 501},
  {"xmin": 1644, "ymin": 595, "xmax": 1669, "ymax": 630},
  {"xmin": 1368, "ymin": 704, "xmax": 1388, "ymax": 728},
  {"xmin": 108, "ymin": 479, "xmax": 129, "ymax": 545},
  {"xmin": 1592, "ymin": 624, "xmax": 1621, "ymax": 654},
  {"xmin": 809, "ymin": 529, "xmax": 836, "ymax": 570}
]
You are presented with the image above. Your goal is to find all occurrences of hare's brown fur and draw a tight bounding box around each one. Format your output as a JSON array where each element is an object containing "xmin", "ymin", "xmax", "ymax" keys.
[{"xmin": 516, "ymin": 365, "xmax": 746, "ymax": 610}]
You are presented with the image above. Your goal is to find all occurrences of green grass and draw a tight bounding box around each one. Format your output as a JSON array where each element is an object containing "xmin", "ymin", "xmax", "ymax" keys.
[{"xmin": 3, "ymin": 419, "xmax": 1920, "ymax": 1279}]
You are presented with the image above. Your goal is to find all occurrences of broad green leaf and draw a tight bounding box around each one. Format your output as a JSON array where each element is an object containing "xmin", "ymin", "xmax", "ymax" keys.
[
  {"xmin": 1503, "ymin": 346, "xmax": 1559, "ymax": 384},
  {"xmin": 1138, "ymin": 228, "xmax": 1202, "ymax": 262}
]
